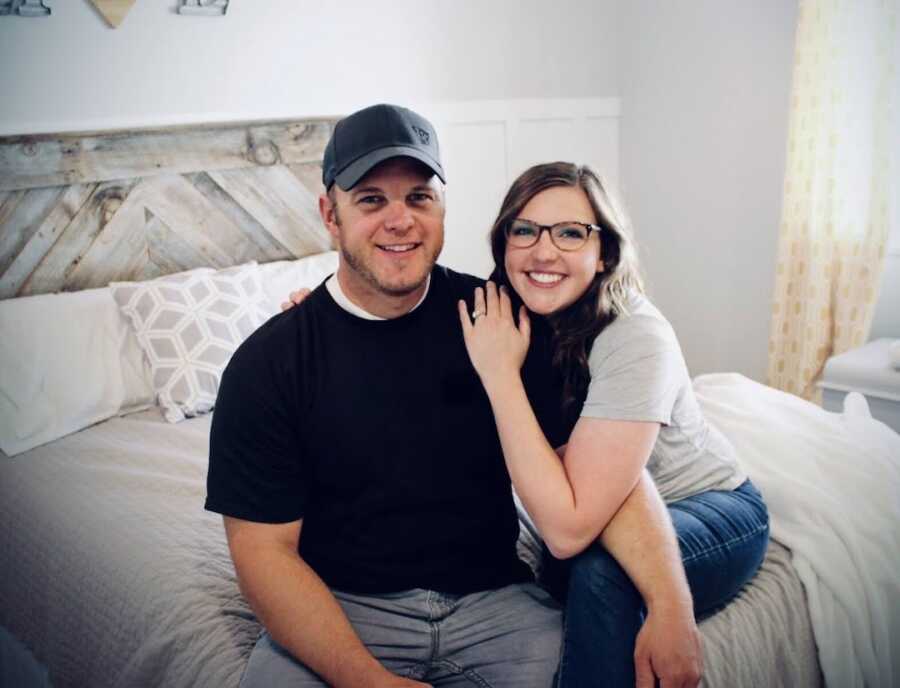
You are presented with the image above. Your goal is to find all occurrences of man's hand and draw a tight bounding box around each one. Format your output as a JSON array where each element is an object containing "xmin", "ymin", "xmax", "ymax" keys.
[
  {"xmin": 281, "ymin": 288, "xmax": 311, "ymax": 312},
  {"xmin": 634, "ymin": 602, "xmax": 703, "ymax": 688}
]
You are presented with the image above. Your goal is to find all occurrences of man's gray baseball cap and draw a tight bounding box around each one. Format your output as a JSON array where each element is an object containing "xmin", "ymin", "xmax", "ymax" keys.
[{"xmin": 322, "ymin": 104, "xmax": 445, "ymax": 191}]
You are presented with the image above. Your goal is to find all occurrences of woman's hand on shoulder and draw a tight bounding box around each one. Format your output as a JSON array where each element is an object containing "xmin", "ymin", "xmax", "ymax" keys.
[
  {"xmin": 457, "ymin": 281, "xmax": 530, "ymax": 389},
  {"xmin": 280, "ymin": 288, "xmax": 311, "ymax": 312}
]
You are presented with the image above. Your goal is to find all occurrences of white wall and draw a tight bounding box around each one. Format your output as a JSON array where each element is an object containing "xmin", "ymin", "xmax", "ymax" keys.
[
  {"xmin": 2, "ymin": 0, "xmax": 825, "ymax": 380},
  {"xmin": 618, "ymin": 0, "xmax": 798, "ymax": 380},
  {"xmin": 0, "ymin": 1, "xmax": 621, "ymax": 285},
  {"xmin": 422, "ymin": 99, "xmax": 620, "ymax": 278},
  {"xmin": 0, "ymin": 0, "xmax": 618, "ymax": 135}
]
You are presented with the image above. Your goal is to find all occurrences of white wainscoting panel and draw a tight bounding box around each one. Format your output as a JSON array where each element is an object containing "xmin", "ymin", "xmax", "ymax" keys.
[
  {"xmin": 417, "ymin": 99, "xmax": 620, "ymax": 278},
  {"xmin": 439, "ymin": 121, "xmax": 509, "ymax": 278}
]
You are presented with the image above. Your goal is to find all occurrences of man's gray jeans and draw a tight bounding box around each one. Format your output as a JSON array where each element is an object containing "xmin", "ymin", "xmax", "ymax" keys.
[{"xmin": 239, "ymin": 583, "xmax": 563, "ymax": 687}]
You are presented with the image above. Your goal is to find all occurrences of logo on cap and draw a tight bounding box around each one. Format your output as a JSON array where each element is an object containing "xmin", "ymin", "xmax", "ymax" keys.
[{"xmin": 412, "ymin": 125, "xmax": 430, "ymax": 145}]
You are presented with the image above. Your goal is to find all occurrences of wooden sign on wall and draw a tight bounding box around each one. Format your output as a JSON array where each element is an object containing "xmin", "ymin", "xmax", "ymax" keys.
[
  {"xmin": 0, "ymin": 0, "xmax": 51, "ymax": 16},
  {"xmin": 178, "ymin": 0, "xmax": 228, "ymax": 16},
  {"xmin": 88, "ymin": 0, "xmax": 136, "ymax": 28}
]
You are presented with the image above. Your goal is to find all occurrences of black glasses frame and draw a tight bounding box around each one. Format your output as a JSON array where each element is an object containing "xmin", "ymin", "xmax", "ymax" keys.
[{"xmin": 505, "ymin": 219, "xmax": 600, "ymax": 251}]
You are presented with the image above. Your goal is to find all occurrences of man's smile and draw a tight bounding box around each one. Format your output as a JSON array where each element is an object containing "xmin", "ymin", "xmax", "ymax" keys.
[{"xmin": 377, "ymin": 242, "xmax": 421, "ymax": 254}]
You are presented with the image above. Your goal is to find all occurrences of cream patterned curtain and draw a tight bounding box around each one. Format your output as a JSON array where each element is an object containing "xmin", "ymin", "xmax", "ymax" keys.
[{"xmin": 768, "ymin": 0, "xmax": 899, "ymax": 400}]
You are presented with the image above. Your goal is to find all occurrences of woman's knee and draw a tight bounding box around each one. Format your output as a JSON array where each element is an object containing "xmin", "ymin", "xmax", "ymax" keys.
[{"xmin": 671, "ymin": 486, "xmax": 771, "ymax": 615}]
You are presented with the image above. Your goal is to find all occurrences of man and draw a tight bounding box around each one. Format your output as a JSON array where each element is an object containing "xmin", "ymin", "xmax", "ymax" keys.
[{"xmin": 206, "ymin": 104, "xmax": 700, "ymax": 687}]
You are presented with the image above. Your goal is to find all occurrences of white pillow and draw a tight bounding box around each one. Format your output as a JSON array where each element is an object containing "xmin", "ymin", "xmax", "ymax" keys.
[
  {"xmin": 0, "ymin": 288, "xmax": 154, "ymax": 456},
  {"xmin": 111, "ymin": 263, "xmax": 271, "ymax": 423},
  {"xmin": 259, "ymin": 251, "xmax": 338, "ymax": 312},
  {"xmin": 0, "ymin": 252, "xmax": 338, "ymax": 454}
]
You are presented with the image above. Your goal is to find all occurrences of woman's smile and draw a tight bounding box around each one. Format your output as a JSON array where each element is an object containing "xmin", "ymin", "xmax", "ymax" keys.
[{"xmin": 525, "ymin": 270, "xmax": 566, "ymax": 286}]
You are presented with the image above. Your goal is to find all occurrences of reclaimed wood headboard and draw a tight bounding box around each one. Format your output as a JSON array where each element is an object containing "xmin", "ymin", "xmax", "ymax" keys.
[{"xmin": 0, "ymin": 117, "xmax": 339, "ymax": 299}]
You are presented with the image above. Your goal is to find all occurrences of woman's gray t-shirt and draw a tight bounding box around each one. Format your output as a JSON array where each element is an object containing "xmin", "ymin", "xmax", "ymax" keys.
[{"xmin": 580, "ymin": 294, "xmax": 746, "ymax": 503}]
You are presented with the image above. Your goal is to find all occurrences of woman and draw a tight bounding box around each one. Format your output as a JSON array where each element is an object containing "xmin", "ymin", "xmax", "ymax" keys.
[{"xmin": 456, "ymin": 162, "xmax": 769, "ymax": 688}]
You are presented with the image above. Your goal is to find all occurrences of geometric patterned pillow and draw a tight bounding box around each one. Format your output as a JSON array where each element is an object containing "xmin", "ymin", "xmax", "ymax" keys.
[{"xmin": 110, "ymin": 262, "xmax": 273, "ymax": 423}]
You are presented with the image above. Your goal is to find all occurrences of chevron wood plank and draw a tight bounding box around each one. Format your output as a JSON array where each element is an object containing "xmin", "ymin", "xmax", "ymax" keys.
[
  {"xmin": 64, "ymin": 181, "xmax": 150, "ymax": 291},
  {"xmin": 137, "ymin": 174, "xmax": 253, "ymax": 269},
  {"xmin": 1, "ymin": 184, "xmax": 93, "ymax": 298},
  {"xmin": 19, "ymin": 181, "xmax": 134, "ymax": 296},
  {"xmin": 208, "ymin": 165, "xmax": 332, "ymax": 258},
  {"xmin": 186, "ymin": 171, "xmax": 294, "ymax": 263},
  {"xmin": 0, "ymin": 186, "xmax": 65, "ymax": 280}
]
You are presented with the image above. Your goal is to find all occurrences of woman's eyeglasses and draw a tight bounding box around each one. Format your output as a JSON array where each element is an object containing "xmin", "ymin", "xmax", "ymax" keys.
[{"xmin": 505, "ymin": 219, "xmax": 599, "ymax": 251}]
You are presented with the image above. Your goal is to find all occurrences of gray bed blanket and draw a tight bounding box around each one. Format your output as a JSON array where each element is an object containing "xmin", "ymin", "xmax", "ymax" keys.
[
  {"xmin": 0, "ymin": 409, "xmax": 821, "ymax": 687},
  {"xmin": 0, "ymin": 410, "xmax": 256, "ymax": 688}
]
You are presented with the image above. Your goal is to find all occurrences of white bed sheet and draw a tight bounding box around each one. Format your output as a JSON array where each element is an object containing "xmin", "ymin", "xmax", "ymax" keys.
[{"xmin": 695, "ymin": 373, "xmax": 900, "ymax": 688}]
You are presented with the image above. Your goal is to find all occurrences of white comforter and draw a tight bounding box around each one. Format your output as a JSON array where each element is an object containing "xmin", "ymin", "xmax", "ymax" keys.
[{"xmin": 695, "ymin": 373, "xmax": 900, "ymax": 688}]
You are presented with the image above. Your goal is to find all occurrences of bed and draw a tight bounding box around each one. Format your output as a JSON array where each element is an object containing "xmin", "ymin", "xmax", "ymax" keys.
[{"xmin": 1, "ymin": 120, "xmax": 897, "ymax": 688}]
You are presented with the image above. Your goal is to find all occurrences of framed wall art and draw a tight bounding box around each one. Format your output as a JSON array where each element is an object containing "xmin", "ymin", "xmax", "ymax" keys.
[
  {"xmin": 178, "ymin": 0, "xmax": 228, "ymax": 16},
  {"xmin": 0, "ymin": 0, "xmax": 51, "ymax": 17}
]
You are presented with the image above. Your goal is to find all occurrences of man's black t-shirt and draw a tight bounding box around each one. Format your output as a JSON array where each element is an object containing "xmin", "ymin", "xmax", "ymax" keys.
[{"xmin": 206, "ymin": 265, "xmax": 571, "ymax": 594}]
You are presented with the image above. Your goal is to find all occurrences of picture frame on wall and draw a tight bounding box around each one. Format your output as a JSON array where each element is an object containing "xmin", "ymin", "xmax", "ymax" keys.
[
  {"xmin": 178, "ymin": 0, "xmax": 229, "ymax": 16},
  {"xmin": 0, "ymin": 0, "xmax": 51, "ymax": 17}
]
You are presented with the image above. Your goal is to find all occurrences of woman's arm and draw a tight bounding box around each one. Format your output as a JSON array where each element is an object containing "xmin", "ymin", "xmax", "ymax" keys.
[
  {"xmin": 482, "ymin": 369, "xmax": 656, "ymax": 558},
  {"xmin": 459, "ymin": 282, "xmax": 652, "ymax": 558},
  {"xmin": 600, "ymin": 475, "xmax": 702, "ymax": 688},
  {"xmin": 460, "ymin": 283, "xmax": 701, "ymax": 685}
]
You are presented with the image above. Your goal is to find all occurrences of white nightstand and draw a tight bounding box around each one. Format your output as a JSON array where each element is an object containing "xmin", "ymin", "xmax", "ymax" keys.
[{"xmin": 819, "ymin": 338, "xmax": 900, "ymax": 433}]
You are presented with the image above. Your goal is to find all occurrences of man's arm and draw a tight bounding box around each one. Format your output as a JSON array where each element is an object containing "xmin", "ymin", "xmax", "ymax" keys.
[
  {"xmin": 224, "ymin": 517, "xmax": 429, "ymax": 688},
  {"xmin": 598, "ymin": 472, "xmax": 702, "ymax": 688}
]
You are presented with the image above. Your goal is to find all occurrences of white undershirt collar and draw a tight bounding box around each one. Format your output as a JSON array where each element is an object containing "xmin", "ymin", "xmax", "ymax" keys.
[{"xmin": 326, "ymin": 273, "xmax": 431, "ymax": 320}]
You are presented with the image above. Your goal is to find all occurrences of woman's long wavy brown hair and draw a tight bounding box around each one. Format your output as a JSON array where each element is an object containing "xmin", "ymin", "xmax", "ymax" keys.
[{"xmin": 488, "ymin": 162, "xmax": 644, "ymax": 408}]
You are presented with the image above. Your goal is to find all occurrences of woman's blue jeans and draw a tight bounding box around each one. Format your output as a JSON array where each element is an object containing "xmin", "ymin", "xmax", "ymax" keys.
[{"xmin": 542, "ymin": 479, "xmax": 769, "ymax": 688}]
